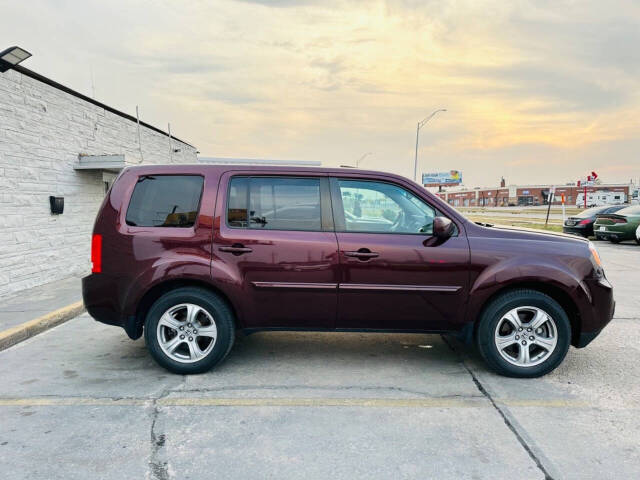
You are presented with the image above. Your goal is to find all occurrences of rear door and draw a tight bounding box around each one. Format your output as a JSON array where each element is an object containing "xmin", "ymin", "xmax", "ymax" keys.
[
  {"xmin": 212, "ymin": 171, "xmax": 339, "ymax": 329},
  {"xmin": 331, "ymin": 177, "xmax": 470, "ymax": 331}
]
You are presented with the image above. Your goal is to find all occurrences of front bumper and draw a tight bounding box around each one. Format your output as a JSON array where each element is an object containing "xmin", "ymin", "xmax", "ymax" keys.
[{"xmin": 574, "ymin": 277, "xmax": 615, "ymax": 348}]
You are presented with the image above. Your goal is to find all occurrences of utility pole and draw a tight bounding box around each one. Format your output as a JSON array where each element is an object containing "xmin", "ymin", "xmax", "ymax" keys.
[
  {"xmin": 545, "ymin": 186, "xmax": 555, "ymax": 227},
  {"xmin": 90, "ymin": 65, "xmax": 96, "ymax": 99},
  {"xmin": 168, "ymin": 123, "xmax": 172, "ymax": 163},
  {"xmin": 413, "ymin": 109, "xmax": 446, "ymax": 183},
  {"xmin": 135, "ymin": 106, "xmax": 144, "ymax": 164},
  {"xmin": 356, "ymin": 152, "xmax": 372, "ymax": 168}
]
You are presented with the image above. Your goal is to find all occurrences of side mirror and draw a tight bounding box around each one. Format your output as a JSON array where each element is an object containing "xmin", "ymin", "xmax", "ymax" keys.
[{"xmin": 433, "ymin": 216, "xmax": 454, "ymax": 240}]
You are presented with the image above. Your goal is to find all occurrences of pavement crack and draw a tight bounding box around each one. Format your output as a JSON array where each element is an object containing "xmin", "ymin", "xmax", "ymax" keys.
[
  {"xmin": 441, "ymin": 335, "xmax": 558, "ymax": 480},
  {"xmin": 149, "ymin": 403, "xmax": 168, "ymax": 480},
  {"xmin": 148, "ymin": 384, "xmax": 178, "ymax": 480}
]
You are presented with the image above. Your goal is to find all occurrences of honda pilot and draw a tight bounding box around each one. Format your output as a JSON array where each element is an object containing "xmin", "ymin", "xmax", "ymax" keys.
[{"xmin": 82, "ymin": 165, "xmax": 615, "ymax": 378}]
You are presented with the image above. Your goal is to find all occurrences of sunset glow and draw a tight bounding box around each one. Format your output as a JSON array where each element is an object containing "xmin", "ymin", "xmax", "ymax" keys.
[{"xmin": 3, "ymin": 0, "xmax": 639, "ymax": 185}]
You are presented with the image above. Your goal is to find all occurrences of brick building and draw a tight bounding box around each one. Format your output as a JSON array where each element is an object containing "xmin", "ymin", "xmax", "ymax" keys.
[
  {"xmin": 0, "ymin": 65, "xmax": 197, "ymax": 296},
  {"xmin": 437, "ymin": 183, "xmax": 634, "ymax": 208}
]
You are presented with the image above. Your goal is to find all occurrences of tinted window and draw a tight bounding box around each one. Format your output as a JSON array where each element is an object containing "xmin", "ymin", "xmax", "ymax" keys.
[
  {"xmin": 126, "ymin": 175, "xmax": 203, "ymax": 227},
  {"xmin": 576, "ymin": 206, "xmax": 608, "ymax": 218},
  {"xmin": 228, "ymin": 177, "xmax": 321, "ymax": 231},
  {"xmin": 337, "ymin": 180, "xmax": 435, "ymax": 234}
]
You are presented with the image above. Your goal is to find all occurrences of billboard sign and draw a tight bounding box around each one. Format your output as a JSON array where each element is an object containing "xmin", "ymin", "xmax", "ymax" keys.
[{"xmin": 422, "ymin": 170, "xmax": 462, "ymax": 186}]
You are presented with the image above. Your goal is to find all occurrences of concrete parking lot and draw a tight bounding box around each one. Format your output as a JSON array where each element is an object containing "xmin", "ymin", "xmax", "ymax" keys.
[{"xmin": 0, "ymin": 241, "xmax": 638, "ymax": 480}]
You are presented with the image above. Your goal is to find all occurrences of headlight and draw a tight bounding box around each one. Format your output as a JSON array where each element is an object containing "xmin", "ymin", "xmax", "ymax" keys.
[{"xmin": 588, "ymin": 241, "xmax": 602, "ymax": 267}]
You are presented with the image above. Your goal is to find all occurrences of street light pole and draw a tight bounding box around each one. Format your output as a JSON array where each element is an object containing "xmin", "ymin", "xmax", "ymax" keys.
[
  {"xmin": 413, "ymin": 109, "xmax": 446, "ymax": 183},
  {"xmin": 0, "ymin": 46, "xmax": 32, "ymax": 73}
]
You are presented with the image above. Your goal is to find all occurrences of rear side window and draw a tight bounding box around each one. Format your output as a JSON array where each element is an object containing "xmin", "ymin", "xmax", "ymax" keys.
[
  {"xmin": 227, "ymin": 177, "xmax": 321, "ymax": 231},
  {"xmin": 126, "ymin": 175, "xmax": 203, "ymax": 227}
]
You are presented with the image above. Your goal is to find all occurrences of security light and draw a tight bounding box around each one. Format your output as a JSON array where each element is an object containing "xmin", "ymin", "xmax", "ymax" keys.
[{"xmin": 0, "ymin": 46, "xmax": 32, "ymax": 73}]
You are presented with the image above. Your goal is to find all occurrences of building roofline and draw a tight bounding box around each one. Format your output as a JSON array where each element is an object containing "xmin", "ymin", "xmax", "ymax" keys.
[
  {"xmin": 11, "ymin": 64, "xmax": 194, "ymax": 148},
  {"xmin": 199, "ymin": 157, "xmax": 321, "ymax": 166},
  {"xmin": 439, "ymin": 183, "xmax": 633, "ymax": 194}
]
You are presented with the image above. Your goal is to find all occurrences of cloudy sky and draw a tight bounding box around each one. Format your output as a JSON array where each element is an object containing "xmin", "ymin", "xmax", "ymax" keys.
[{"xmin": 3, "ymin": 0, "xmax": 639, "ymax": 186}]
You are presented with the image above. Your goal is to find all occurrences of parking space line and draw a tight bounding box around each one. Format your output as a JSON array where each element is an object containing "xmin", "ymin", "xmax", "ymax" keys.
[
  {"xmin": 0, "ymin": 396, "xmax": 588, "ymax": 408},
  {"xmin": 159, "ymin": 397, "xmax": 489, "ymax": 407},
  {"xmin": 500, "ymin": 399, "xmax": 588, "ymax": 408}
]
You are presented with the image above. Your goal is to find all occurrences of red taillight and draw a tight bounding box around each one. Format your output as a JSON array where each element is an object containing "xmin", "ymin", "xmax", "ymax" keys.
[
  {"xmin": 611, "ymin": 218, "xmax": 627, "ymax": 224},
  {"xmin": 578, "ymin": 219, "xmax": 591, "ymax": 225},
  {"xmin": 91, "ymin": 234, "xmax": 102, "ymax": 273}
]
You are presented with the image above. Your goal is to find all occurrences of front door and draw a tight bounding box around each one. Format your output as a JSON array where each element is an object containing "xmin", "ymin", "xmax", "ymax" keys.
[
  {"xmin": 331, "ymin": 177, "xmax": 470, "ymax": 331},
  {"xmin": 213, "ymin": 172, "xmax": 339, "ymax": 329}
]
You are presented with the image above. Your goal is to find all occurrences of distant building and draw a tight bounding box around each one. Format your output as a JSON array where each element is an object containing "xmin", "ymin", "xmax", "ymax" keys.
[
  {"xmin": 0, "ymin": 65, "xmax": 197, "ymax": 296},
  {"xmin": 435, "ymin": 183, "xmax": 634, "ymax": 208}
]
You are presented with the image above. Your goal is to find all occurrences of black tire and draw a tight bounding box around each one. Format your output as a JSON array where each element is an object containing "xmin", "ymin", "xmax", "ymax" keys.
[
  {"xmin": 610, "ymin": 238, "xmax": 621, "ymax": 244},
  {"xmin": 475, "ymin": 289, "xmax": 571, "ymax": 378},
  {"xmin": 144, "ymin": 287, "xmax": 235, "ymax": 374}
]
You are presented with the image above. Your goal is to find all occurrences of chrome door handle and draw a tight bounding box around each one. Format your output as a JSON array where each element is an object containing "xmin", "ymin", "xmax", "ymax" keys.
[
  {"xmin": 344, "ymin": 250, "xmax": 379, "ymax": 260},
  {"xmin": 219, "ymin": 245, "xmax": 253, "ymax": 254}
]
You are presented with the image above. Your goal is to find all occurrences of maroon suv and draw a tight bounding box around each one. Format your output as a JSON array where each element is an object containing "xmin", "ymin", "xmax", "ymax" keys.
[{"xmin": 82, "ymin": 165, "xmax": 614, "ymax": 377}]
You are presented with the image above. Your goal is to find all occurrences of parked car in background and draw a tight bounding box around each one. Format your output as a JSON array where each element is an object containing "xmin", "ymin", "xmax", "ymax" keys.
[
  {"xmin": 594, "ymin": 205, "xmax": 640, "ymax": 244},
  {"xmin": 83, "ymin": 165, "xmax": 615, "ymax": 379},
  {"xmin": 563, "ymin": 205, "xmax": 627, "ymax": 237}
]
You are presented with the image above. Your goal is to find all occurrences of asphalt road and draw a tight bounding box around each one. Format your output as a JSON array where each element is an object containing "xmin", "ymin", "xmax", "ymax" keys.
[{"xmin": 0, "ymin": 241, "xmax": 638, "ymax": 480}]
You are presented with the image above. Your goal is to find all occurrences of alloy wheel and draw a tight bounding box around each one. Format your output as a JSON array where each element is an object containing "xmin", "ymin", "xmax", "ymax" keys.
[
  {"xmin": 494, "ymin": 306, "xmax": 558, "ymax": 368},
  {"xmin": 156, "ymin": 303, "xmax": 218, "ymax": 363}
]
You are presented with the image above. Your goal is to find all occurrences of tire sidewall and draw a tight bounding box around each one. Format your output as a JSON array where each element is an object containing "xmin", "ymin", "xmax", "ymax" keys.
[
  {"xmin": 144, "ymin": 288, "xmax": 234, "ymax": 374},
  {"xmin": 477, "ymin": 290, "xmax": 571, "ymax": 378}
]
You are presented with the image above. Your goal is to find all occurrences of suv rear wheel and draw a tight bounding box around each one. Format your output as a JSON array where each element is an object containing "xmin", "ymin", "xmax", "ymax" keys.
[
  {"xmin": 476, "ymin": 289, "xmax": 571, "ymax": 378},
  {"xmin": 144, "ymin": 287, "xmax": 235, "ymax": 374}
]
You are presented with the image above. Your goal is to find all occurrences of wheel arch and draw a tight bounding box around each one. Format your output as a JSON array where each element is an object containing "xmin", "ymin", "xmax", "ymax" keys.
[
  {"xmin": 132, "ymin": 278, "xmax": 241, "ymax": 339},
  {"xmin": 471, "ymin": 281, "xmax": 582, "ymax": 347}
]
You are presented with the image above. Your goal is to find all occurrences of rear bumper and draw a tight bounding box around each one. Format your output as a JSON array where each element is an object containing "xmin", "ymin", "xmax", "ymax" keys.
[
  {"xmin": 83, "ymin": 274, "xmax": 140, "ymax": 339},
  {"xmin": 563, "ymin": 225, "xmax": 590, "ymax": 236},
  {"xmin": 82, "ymin": 274, "xmax": 121, "ymax": 326},
  {"xmin": 594, "ymin": 228, "xmax": 633, "ymax": 241}
]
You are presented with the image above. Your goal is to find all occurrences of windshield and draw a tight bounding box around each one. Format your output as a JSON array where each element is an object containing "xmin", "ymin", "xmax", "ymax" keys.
[{"xmin": 616, "ymin": 205, "xmax": 640, "ymax": 216}]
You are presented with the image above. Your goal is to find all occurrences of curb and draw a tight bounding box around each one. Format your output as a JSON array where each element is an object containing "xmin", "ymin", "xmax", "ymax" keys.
[{"xmin": 0, "ymin": 301, "xmax": 85, "ymax": 352}]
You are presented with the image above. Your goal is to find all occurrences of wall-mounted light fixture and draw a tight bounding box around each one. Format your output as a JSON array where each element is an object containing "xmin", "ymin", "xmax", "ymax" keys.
[
  {"xmin": 0, "ymin": 46, "xmax": 32, "ymax": 73},
  {"xmin": 49, "ymin": 196, "xmax": 64, "ymax": 215}
]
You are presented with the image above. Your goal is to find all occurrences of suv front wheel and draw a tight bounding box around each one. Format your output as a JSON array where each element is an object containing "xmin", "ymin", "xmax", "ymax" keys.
[
  {"xmin": 144, "ymin": 287, "xmax": 235, "ymax": 374},
  {"xmin": 476, "ymin": 289, "xmax": 571, "ymax": 378}
]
